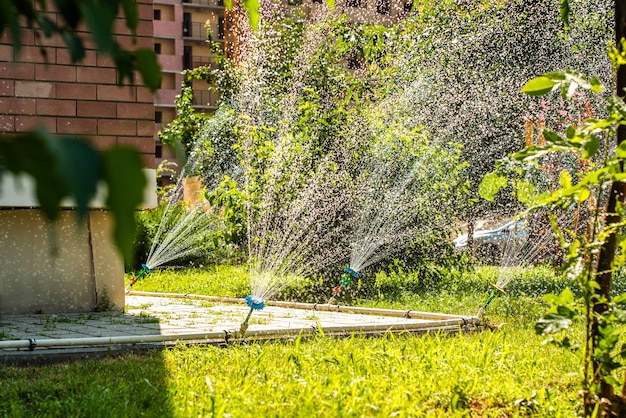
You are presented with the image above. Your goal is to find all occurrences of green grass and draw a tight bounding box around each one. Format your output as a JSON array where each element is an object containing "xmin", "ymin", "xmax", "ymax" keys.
[{"xmin": 1, "ymin": 265, "xmax": 599, "ymax": 416}]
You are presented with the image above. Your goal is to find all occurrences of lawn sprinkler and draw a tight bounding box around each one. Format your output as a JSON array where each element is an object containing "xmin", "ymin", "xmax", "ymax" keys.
[
  {"xmin": 328, "ymin": 267, "xmax": 360, "ymax": 304},
  {"xmin": 240, "ymin": 295, "xmax": 266, "ymax": 336},
  {"xmin": 125, "ymin": 263, "xmax": 151, "ymax": 292},
  {"xmin": 477, "ymin": 283, "xmax": 506, "ymax": 317}
]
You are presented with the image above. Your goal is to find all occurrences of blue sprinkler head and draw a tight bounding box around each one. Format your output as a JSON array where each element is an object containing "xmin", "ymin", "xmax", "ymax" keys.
[
  {"xmin": 344, "ymin": 267, "xmax": 360, "ymax": 279},
  {"xmin": 246, "ymin": 295, "xmax": 266, "ymax": 310},
  {"xmin": 141, "ymin": 263, "xmax": 152, "ymax": 274}
]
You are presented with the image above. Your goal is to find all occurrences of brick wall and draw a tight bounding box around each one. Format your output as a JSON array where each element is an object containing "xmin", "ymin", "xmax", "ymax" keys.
[{"xmin": 0, "ymin": 0, "xmax": 156, "ymax": 168}]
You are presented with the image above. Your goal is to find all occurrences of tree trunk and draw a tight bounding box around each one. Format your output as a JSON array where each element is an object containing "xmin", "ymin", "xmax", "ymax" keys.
[{"xmin": 591, "ymin": 0, "xmax": 626, "ymax": 411}]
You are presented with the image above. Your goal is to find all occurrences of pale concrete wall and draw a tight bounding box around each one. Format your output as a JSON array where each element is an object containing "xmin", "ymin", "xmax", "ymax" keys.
[{"xmin": 0, "ymin": 209, "xmax": 124, "ymax": 315}]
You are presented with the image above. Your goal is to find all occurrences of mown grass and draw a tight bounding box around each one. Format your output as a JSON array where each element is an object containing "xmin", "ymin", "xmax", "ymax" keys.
[{"xmin": 1, "ymin": 265, "xmax": 595, "ymax": 417}]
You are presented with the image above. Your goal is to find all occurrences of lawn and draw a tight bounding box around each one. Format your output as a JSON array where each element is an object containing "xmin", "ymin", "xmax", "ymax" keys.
[{"xmin": 1, "ymin": 265, "xmax": 588, "ymax": 417}]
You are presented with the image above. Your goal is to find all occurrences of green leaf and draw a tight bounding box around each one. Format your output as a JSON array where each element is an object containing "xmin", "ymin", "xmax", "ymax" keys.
[
  {"xmin": 325, "ymin": 0, "xmax": 335, "ymax": 10},
  {"xmin": 535, "ymin": 313, "xmax": 572, "ymax": 335},
  {"xmin": 590, "ymin": 77, "xmax": 605, "ymax": 93},
  {"xmin": 616, "ymin": 141, "xmax": 626, "ymax": 159},
  {"xmin": 102, "ymin": 147, "xmax": 147, "ymax": 261},
  {"xmin": 0, "ymin": 132, "xmax": 67, "ymax": 220},
  {"xmin": 79, "ymin": 0, "xmax": 116, "ymax": 54},
  {"xmin": 478, "ymin": 171, "xmax": 507, "ymax": 202},
  {"xmin": 135, "ymin": 49, "xmax": 162, "ymax": 92},
  {"xmin": 50, "ymin": 138, "xmax": 102, "ymax": 219},
  {"xmin": 582, "ymin": 135, "xmax": 600, "ymax": 159},
  {"xmin": 521, "ymin": 76, "xmax": 556, "ymax": 96},
  {"xmin": 119, "ymin": 0, "xmax": 139, "ymax": 33},
  {"xmin": 61, "ymin": 32, "xmax": 85, "ymax": 63},
  {"xmin": 559, "ymin": 0, "xmax": 570, "ymax": 28},
  {"xmin": 242, "ymin": 0, "xmax": 261, "ymax": 31},
  {"xmin": 559, "ymin": 170, "xmax": 572, "ymax": 188}
]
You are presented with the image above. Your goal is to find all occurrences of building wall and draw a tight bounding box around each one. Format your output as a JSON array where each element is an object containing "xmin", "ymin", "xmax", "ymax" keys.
[
  {"xmin": 0, "ymin": 1, "xmax": 156, "ymax": 168},
  {"xmin": 0, "ymin": 0, "xmax": 157, "ymax": 314}
]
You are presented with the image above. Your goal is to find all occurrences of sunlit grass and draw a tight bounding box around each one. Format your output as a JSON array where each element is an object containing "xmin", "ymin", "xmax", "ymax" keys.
[
  {"xmin": 0, "ymin": 328, "xmax": 583, "ymax": 417},
  {"xmin": 1, "ymin": 265, "xmax": 592, "ymax": 416}
]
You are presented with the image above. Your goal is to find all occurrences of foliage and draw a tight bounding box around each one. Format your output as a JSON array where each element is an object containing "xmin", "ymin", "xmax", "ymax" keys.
[
  {"xmin": 159, "ymin": 67, "xmax": 218, "ymax": 152},
  {"xmin": 485, "ymin": 44, "xmax": 626, "ymax": 414},
  {"xmin": 206, "ymin": 176, "xmax": 247, "ymax": 249}
]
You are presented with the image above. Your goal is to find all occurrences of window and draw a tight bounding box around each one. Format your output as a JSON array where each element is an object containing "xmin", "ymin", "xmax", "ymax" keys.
[
  {"xmin": 154, "ymin": 43, "xmax": 161, "ymax": 54},
  {"xmin": 183, "ymin": 13, "xmax": 191, "ymax": 36},
  {"xmin": 155, "ymin": 144, "xmax": 163, "ymax": 158},
  {"xmin": 183, "ymin": 46, "xmax": 192, "ymax": 69},
  {"xmin": 155, "ymin": 111, "xmax": 163, "ymax": 123},
  {"xmin": 376, "ymin": 0, "xmax": 390, "ymax": 14},
  {"xmin": 154, "ymin": 9, "xmax": 161, "ymax": 20},
  {"xmin": 218, "ymin": 17, "xmax": 225, "ymax": 40},
  {"xmin": 346, "ymin": 0, "xmax": 361, "ymax": 7}
]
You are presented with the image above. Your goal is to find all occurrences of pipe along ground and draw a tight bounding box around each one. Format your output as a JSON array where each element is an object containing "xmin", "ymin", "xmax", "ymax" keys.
[
  {"xmin": 128, "ymin": 291, "xmax": 466, "ymax": 320},
  {"xmin": 0, "ymin": 292, "xmax": 480, "ymax": 351}
]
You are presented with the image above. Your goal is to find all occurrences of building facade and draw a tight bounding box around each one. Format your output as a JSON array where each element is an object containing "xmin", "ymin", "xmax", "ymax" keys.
[{"xmin": 0, "ymin": 0, "xmax": 157, "ymax": 314}]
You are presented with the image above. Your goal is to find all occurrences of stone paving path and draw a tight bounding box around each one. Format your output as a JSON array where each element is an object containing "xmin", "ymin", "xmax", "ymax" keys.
[{"xmin": 0, "ymin": 294, "xmax": 476, "ymax": 363}]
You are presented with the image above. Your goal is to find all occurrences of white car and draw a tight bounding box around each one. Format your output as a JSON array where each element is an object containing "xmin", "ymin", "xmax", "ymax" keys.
[{"xmin": 453, "ymin": 218, "xmax": 528, "ymax": 264}]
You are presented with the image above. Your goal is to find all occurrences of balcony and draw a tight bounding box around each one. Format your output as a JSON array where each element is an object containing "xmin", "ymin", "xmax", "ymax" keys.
[
  {"xmin": 192, "ymin": 89, "xmax": 220, "ymax": 108},
  {"xmin": 183, "ymin": 0, "xmax": 224, "ymax": 8},
  {"xmin": 183, "ymin": 22, "xmax": 224, "ymax": 41},
  {"xmin": 192, "ymin": 55, "xmax": 218, "ymax": 69}
]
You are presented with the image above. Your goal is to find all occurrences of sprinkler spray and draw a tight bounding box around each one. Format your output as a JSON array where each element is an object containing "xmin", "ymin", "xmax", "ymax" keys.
[
  {"xmin": 240, "ymin": 295, "xmax": 266, "ymax": 336},
  {"xmin": 477, "ymin": 283, "xmax": 506, "ymax": 317},
  {"xmin": 328, "ymin": 267, "xmax": 360, "ymax": 304},
  {"xmin": 126, "ymin": 263, "xmax": 152, "ymax": 292}
]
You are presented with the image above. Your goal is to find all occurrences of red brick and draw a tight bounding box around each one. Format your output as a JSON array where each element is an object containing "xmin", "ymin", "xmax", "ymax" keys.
[
  {"xmin": 0, "ymin": 115, "xmax": 15, "ymax": 133},
  {"xmin": 77, "ymin": 66, "xmax": 117, "ymax": 84},
  {"xmin": 97, "ymin": 85, "xmax": 136, "ymax": 102},
  {"xmin": 0, "ymin": 44, "xmax": 13, "ymax": 61},
  {"xmin": 14, "ymin": 81, "xmax": 55, "ymax": 98},
  {"xmin": 117, "ymin": 102, "xmax": 154, "ymax": 119},
  {"xmin": 117, "ymin": 35, "xmax": 153, "ymax": 50},
  {"xmin": 34, "ymin": 33, "xmax": 68, "ymax": 49},
  {"xmin": 138, "ymin": 4, "xmax": 153, "ymax": 20},
  {"xmin": 0, "ymin": 80, "xmax": 14, "ymax": 97},
  {"xmin": 37, "ymin": 99, "xmax": 76, "ymax": 116},
  {"xmin": 78, "ymin": 101, "xmax": 116, "ymax": 118},
  {"xmin": 1, "ymin": 29, "xmax": 35, "ymax": 46},
  {"xmin": 98, "ymin": 119, "xmax": 136, "ymax": 136},
  {"xmin": 14, "ymin": 116, "xmax": 57, "ymax": 133},
  {"xmin": 96, "ymin": 54, "xmax": 115, "ymax": 68},
  {"xmin": 0, "ymin": 63, "xmax": 35, "ymax": 80},
  {"xmin": 137, "ymin": 120, "xmax": 154, "ymax": 136},
  {"xmin": 11, "ymin": 45, "xmax": 55, "ymax": 64},
  {"xmin": 136, "ymin": 87, "xmax": 155, "ymax": 103},
  {"xmin": 57, "ymin": 83, "xmax": 96, "ymax": 100},
  {"xmin": 56, "ymin": 49, "xmax": 97, "ymax": 66},
  {"xmin": 118, "ymin": 136, "xmax": 154, "ymax": 154},
  {"xmin": 35, "ymin": 64, "xmax": 77, "ymax": 82},
  {"xmin": 87, "ymin": 135, "xmax": 117, "ymax": 151},
  {"xmin": 0, "ymin": 97, "xmax": 36, "ymax": 115},
  {"xmin": 57, "ymin": 117, "xmax": 98, "ymax": 135},
  {"xmin": 140, "ymin": 153, "xmax": 155, "ymax": 169}
]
